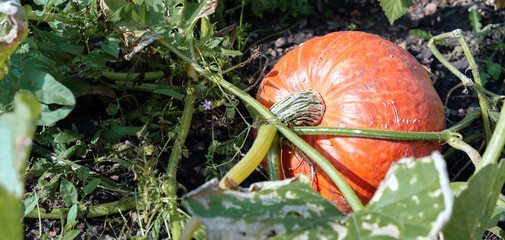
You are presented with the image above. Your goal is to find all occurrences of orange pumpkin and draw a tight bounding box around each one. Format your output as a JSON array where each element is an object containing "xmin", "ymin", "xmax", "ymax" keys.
[{"xmin": 256, "ymin": 31, "xmax": 445, "ymax": 213}]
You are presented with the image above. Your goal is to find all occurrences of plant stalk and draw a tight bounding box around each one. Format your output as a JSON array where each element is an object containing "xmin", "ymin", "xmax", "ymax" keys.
[
  {"xmin": 165, "ymin": 86, "xmax": 196, "ymax": 239},
  {"xmin": 266, "ymin": 134, "xmax": 280, "ymax": 181},
  {"xmin": 292, "ymin": 127, "xmax": 458, "ymax": 141},
  {"xmin": 218, "ymin": 125, "xmax": 277, "ymax": 188},
  {"xmin": 481, "ymin": 102, "xmax": 505, "ymax": 168}
]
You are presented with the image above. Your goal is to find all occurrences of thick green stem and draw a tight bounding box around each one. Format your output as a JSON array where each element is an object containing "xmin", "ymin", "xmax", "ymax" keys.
[
  {"xmin": 292, "ymin": 127, "xmax": 458, "ymax": 141},
  {"xmin": 218, "ymin": 125, "xmax": 277, "ymax": 188},
  {"xmin": 267, "ymin": 134, "xmax": 280, "ymax": 181},
  {"xmin": 24, "ymin": 197, "xmax": 137, "ymax": 219},
  {"xmin": 165, "ymin": 87, "xmax": 196, "ymax": 239},
  {"xmin": 481, "ymin": 102, "xmax": 505, "ymax": 168}
]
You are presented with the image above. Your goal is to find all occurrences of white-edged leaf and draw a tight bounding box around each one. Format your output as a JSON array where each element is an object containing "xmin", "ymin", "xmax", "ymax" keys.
[
  {"xmin": 182, "ymin": 175, "xmax": 345, "ymax": 240},
  {"xmin": 347, "ymin": 152, "xmax": 453, "ymax": 239},
  {"xmin": 184, "ymin": 153, "xmax": 453, "ymax": 240}
]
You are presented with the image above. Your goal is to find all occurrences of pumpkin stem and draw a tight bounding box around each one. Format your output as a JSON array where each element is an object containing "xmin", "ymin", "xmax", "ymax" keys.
[
  {"xmin": 269, "ymin": 89, "xmax": 325, "ymax": 127},
  {"xmin": 218, "ymin": 89, "xmax": 326, "ymax": 189}
]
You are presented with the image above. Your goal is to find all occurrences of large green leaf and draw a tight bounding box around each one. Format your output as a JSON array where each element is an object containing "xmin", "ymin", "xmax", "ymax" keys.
[
  {"xmin": 0, "ymin": 93, "xmax": 40, "ymax": 240},
  {"xmin": 0, "ymin": 65, "xmax": 75, "ymax": 125},
  {"xmin": 183, "ymin": 152, "xmax": 453, "ymax": 239},
  {"xmin": 443, "ymin": 162, "xmax": 505, "ymax": 240},
  {"xmin": 378, "ymin": 0, "xmax": 412, "ymax": 25}
]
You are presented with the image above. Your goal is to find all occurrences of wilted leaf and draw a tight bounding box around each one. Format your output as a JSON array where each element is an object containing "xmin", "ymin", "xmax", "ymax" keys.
[
  {"xmin": 0, "ymin": 0, "xmax": 28, "ymax": 80},
  {"xmin": 485, "ymin": 0, "xmax": 505, "ymax": 10},
  {"xmin": 443, "ymin": 162, "xmax": 505, "ymax": 240}
]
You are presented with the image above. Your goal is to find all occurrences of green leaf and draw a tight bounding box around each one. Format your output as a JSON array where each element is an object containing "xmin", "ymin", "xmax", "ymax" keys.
[
  {"xmin": 83, "ymin": 179, "xmax": 101, "ymax": 196},
  {"xmin": 60, "ymin": 179, "xmax": 78, "ymax": 207},
  {"xmin": 379, "ymin": 0, "xmax": 412, "ymax": 24},
  {"xmin": 113, "ymin": 126, "xmax": 143, "ymax": 136},
  {"xmin": 109, "ymin": 3, "xmax": 134, "ymax": 26},
  {"xmin": 62, "ymin": 229, "xmax": 81, "ymax": 240},
  {"xmin": 220, "ymin": 48, "xmax": 243, "ymax": 56},
  {"xmin": 468, "ymin": 8, "xmax": 482, "ymax": 33},
  {"xmin": 153, "ymin": 89, "xmax": 185, "ymax": 100},
  {"xmin": 443, "ymin": 162, "xmax": 505, "ymax": 240},
  {"xmin": 23, "ymin": 195, "xmax": 38, "ymax": 218},
  {"xmin": 487, "ymin": 63, "xmax": 502, "ymax": 80},
  {"xmin": 0, "ymin": 186, "xmax": 22, "ymax": 240},
  {"xmin": 65, "ymin": 204, "xmax": 78, "ymax": 230},
  {"xmin": 77, "ymin": 167, "xmax": 90, "ymax": 182},
  {"xmin": 19, "ymin": 67, "xmax": 76, "ymax": 125},
  {"xmin": 408, "ymin": 29, "xmax": 433, "ymax": 40},
  {"xmin": 1, "ymin": 64, "xmax": 75, "ymax": 125},
  {"xmin": 33, "ymin": 0, "xmax": 67, "ymax": 7},
  {"xmin": 100, "ymin": 40, "xmax": 120, "ymax": 57},
  {"xmin": 53, "ymin": 129, "xmax": 84, "ymax": 144},
  {"xmin": 479, "ymin": 67, "xmax": 491, "ymax": 86}
]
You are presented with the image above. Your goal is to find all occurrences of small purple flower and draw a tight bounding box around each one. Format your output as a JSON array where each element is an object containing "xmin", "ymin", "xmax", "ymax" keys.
[{"xmin": 203, "ymin": 99, "xmax": 211, "ymax": 110}]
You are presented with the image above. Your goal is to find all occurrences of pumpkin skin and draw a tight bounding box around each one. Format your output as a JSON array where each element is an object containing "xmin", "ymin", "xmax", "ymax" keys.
[{"xmin": 256, "ymin": 31, "xmax": 445, "ymax": 213}]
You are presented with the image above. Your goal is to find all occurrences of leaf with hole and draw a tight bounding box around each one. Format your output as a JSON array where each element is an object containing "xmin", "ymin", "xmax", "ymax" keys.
[{"xmin": 184, "ymin": 152, "xmax": 453, "ymax": 239}]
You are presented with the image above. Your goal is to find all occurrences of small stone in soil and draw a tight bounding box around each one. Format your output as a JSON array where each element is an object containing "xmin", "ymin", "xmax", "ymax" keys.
[{"xmin": 274, "ymin": 37, "xmax": 288, "ymax": 48}]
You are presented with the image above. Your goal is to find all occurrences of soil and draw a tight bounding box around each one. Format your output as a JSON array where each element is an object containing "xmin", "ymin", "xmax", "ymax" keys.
[{"xmin": 24, "ymin": 0, "xmax": 505, "ymax": 239}]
